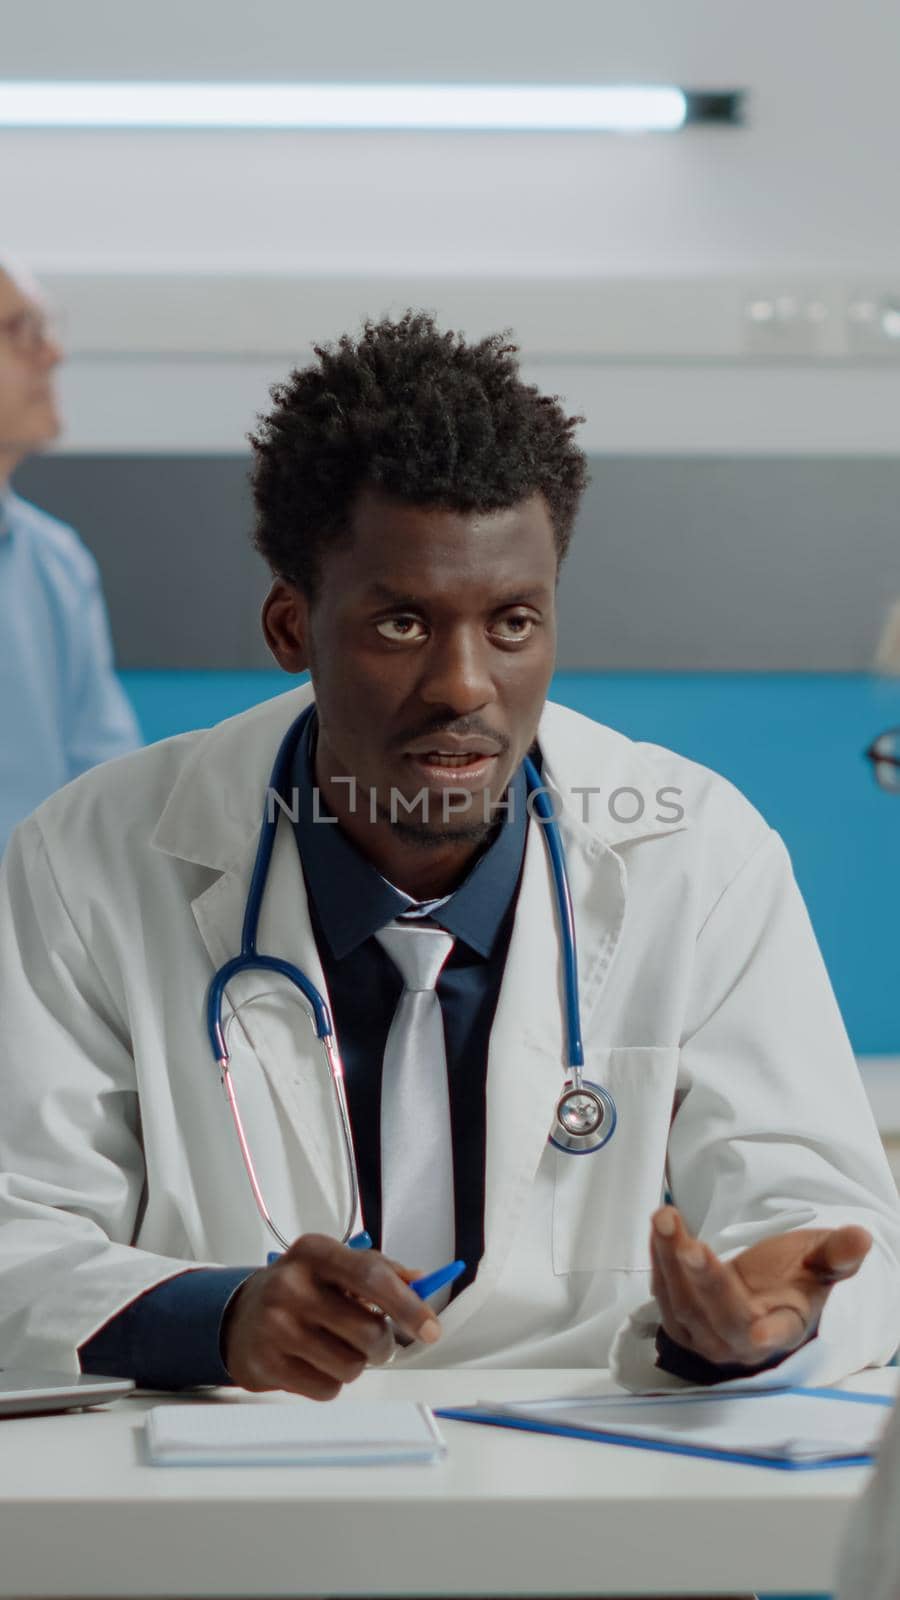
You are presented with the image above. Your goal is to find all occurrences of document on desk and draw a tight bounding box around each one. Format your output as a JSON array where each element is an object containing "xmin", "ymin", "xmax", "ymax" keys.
[
  {"xmin": 437, "ymin": 1386, "xmax": 895, "ymax": 1470},
  {"xmin": 145, "ymin": 1401, "xmax": 446, "ymax": 1467}
]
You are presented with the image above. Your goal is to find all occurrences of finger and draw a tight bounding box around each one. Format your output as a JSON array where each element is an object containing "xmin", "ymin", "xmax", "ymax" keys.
[
  {"xmin": 663, "ymin": 1214, "xmax": 810, "ymax": 1365},
  {"xmin": 384, "ymin": 1258, "xmax": 421, "ymax": 1284},
  {"xmin": 650, "ymin": 1213, "xmax": 724, "ymax": 1355},
  {"xmin": 649, "ymin": 1210, "xmax": 683, "ymax": 1323},
  {"xmin": 677, "ymin": 1248, "xmax": 764, "ymax": 1356},
  {"xmin": 650, "ymin": 1227, "xmax": 695, "ymax": 1346},
  {"xmin": 650, "ymin": 1210, "xmax": 699, "ymax": 1340},
  {"xmin": 236, "ymin": 1348, "xmax": 344, "ymax": 1401},
  {"xmin": 652, "ymin": 1205, "xmax": 700, "ymax": 1258},
  {"xmin": 315, "ymin": 1284, "xmax": 396, "ymax": 1366},
  {"xmin": 652, "ymin": 1254, "xmax": 735, "ymax": 1363},
  {"xmin": 296, "ymin": 1236, "xmax": 441, "ymax": 1344},
  {"xmin": 267, "ymin": 1310, "xmax": 369, "ymax": 1385},
  {"xmin": 802, "ymin": 1226, "xmax": 872, "ymax": 1283},
  {"xmin": 261, "ymin": 1354, "xmax": 345, "ymax": 1402},
  {"xmin": 747, "ymin": 1305, "xmax": 808, "ymax": 1358},
  {"xmin": 651, "ymin": 1210, "xmax": 715, "ymax": 1327},
  {"xmin": 652, "ymin": 1211, "xmax": 767, "ymax": 1363}
]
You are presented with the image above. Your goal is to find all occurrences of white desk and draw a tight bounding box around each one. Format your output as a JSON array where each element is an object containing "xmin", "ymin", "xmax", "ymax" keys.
[{"xmin": 0, "ymin": 1367, "xmax": 894, "ymax": 1598}]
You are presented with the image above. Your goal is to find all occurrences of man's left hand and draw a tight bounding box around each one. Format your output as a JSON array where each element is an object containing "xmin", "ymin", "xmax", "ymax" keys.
[{"xmin": 650, "ymin": 1206, "xmax": 872, "ymax": 1369}]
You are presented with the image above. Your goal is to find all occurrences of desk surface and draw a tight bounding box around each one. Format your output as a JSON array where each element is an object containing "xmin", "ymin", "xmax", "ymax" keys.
[{"xmin": 0, "ymin": 1366, "xmax": 894, "ymax": 1598}]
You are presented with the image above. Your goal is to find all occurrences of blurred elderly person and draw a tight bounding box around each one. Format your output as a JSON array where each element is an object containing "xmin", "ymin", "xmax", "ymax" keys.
[{"xmin": 0, "ymin": 259, "xmax": 139, "ymax": 852}]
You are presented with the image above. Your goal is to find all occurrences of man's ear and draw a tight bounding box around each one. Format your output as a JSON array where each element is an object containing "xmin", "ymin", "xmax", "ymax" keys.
[{"xmin": 261, "ymin": 580, "xmax": 311, "ymax": 674}]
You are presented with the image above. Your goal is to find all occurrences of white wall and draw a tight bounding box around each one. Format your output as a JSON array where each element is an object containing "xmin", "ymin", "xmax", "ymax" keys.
[
  {"xmin": 37, "ymin": 271, "xmax": 900, "ymax": 454},
  {"xmin": 4, "ymin": 0, "xmax": 900, "ymax": 451},
  {"xmin": 5, "ymin": 0, "xmax": 900, "ymax": 275}
]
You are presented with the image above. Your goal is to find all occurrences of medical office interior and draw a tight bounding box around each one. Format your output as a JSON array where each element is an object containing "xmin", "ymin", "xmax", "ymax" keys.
[{"xmin": 2, "ymin": 1, "xmax": 900, "ymax": 1597}]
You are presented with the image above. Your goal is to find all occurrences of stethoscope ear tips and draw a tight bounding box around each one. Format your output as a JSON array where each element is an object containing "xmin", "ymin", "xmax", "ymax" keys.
[{"xmin": 549, "ymin": 1081, "xmax": 618, "ymax": 1154}]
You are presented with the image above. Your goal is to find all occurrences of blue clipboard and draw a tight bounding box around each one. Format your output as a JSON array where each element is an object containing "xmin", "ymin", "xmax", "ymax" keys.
[{"xmin": 436, "ymin": 1385, "xmax": 895, "ymax": 1471}]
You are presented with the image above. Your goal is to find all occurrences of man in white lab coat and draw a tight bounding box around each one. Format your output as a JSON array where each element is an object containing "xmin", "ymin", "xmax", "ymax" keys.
[{"xmin": 0, "ymin": 313, "xmax": 898, "ymax": 1424}]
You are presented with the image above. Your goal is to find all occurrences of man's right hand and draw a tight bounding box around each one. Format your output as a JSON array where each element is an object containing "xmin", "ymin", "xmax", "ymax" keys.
[{"xmin": 221, "ymin": 1233, "xmax": 442, "ymax": 1399}]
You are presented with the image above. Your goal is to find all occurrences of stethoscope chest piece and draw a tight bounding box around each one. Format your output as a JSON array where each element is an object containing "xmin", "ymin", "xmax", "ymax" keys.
[{"xmin": 550, "ymin": 1080, "xmax": 618, "ymax": 1154}]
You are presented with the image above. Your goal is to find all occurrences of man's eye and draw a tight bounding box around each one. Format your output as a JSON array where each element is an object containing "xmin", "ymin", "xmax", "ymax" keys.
[
  {"xmin": 490, "ymin": 615, "xmax": 536, "ymax": 642},
  {"xmin": 375, "ymin": 616, "xmax": 428, "ymax": 642}
]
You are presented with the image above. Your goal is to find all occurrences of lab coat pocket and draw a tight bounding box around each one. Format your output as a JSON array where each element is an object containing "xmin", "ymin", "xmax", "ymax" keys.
[{"xmin": 552, "ymin": 1046, "xmax": 679, "ymax": 1274}]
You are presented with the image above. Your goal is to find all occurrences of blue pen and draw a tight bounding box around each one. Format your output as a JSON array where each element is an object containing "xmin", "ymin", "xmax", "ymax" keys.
[{"xmin": 410, "ymin": 1259, "xmax": 466, "ymax": 1300}]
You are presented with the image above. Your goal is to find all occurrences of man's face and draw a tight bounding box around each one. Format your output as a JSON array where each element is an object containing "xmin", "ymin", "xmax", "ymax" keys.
[
  {"xmin": 302, "ymin": 488, "xmax": 559, "ymax": 845},
  {"xmin": 0, "ymin": 270, "xmax": 63, "ymax": 459}
]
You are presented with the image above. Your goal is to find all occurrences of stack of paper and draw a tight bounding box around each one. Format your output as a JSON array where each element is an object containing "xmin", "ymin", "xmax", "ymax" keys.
[{"xmin": 145, "ymin": 1400, "xmax": 446, "ymax": 1467}]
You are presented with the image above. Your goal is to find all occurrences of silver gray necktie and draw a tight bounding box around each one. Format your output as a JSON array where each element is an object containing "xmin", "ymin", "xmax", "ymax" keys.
[{"xmin": 375, "ymin": 922, "xmax": 456, "ymax": 1309}]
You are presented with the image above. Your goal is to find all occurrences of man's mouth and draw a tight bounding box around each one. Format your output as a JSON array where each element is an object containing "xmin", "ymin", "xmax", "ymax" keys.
[
  {"xmin": 404, "ymin": 750, "xmax": 499, "ymax": 791},
  {"xmin": 399, "ymin": 732, "xmax": 506, "ymax": 793},
  {"xmin": 419, "ymin": 751, "xmax": 486, "ymax": 768}
]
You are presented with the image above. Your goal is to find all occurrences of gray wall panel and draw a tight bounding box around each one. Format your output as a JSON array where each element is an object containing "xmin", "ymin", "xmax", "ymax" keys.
[
  {"xmin": 561, "ymin": 459, "xmax": 900, "ymax": 670},
  {"xmin": 17, "ymin": 456, "xmax": 271, "ymax": 670},
  {"xmin": 15, "ymin": 454, "xmax": 900, "ymax": 670}
]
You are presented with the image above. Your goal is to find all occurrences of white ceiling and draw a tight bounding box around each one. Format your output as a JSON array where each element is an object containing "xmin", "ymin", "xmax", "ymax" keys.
[
  {"xmin": 3, "ymin": 0, "xmax": 900, "ymax": 275},
  {"xmin": 0, "ymin": 0, "xmax": 894, "ymax": 89}
]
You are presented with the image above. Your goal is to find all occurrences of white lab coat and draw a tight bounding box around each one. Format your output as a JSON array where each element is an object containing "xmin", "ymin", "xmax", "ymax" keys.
[{"xmin": 1, "ymin": 682, "xmax": 898, "ymax": 1384}]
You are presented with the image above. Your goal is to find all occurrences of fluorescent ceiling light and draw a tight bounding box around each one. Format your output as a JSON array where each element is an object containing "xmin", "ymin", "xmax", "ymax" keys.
[{"xmin": 0, "ymin": 82, "xmax": 743, "ymax": 132}]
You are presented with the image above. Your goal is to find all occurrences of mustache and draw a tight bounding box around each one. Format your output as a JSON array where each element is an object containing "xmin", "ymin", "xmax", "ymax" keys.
[{"xmin": 394, "ymin": 719, "xmax": 510, "ymax": 754}]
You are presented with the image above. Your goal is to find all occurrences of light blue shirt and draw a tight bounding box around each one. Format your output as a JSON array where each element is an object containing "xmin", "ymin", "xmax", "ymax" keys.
[{"xmin": 0, "ymin": 487, "xmax": 141, "ymax": 854}]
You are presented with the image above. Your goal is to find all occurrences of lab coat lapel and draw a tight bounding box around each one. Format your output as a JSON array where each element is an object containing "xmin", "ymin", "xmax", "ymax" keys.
[{"xmin": 189, "ymin": 811, "xmax": 354, "ymax": 1240}]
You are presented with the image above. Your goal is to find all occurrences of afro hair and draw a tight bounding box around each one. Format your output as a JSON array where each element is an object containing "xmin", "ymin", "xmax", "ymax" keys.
[{"xmin": 249, "ymin": 309, "xmax": 587, "ymax": 595}]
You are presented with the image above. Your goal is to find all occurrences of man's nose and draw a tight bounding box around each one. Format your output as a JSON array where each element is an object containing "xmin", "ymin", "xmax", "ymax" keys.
[{"xmin": 418, "ymin": 630, "xmax": 495, "ymax": 713}]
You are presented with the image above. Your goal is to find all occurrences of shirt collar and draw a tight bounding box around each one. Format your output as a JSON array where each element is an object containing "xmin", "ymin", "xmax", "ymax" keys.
[{"xmin": 290, "ymin": 708, "xmax": 528, "ymax": 961}]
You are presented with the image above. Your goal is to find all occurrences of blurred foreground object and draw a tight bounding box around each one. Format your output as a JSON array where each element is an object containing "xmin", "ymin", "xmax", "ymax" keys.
[
  {"xmin": 865, "ymin": 727, "xmax": 900, "ymax": 793},
  {"xmin": 840, "ymin": 652, "xmax": 900, "ymax": 1598}
]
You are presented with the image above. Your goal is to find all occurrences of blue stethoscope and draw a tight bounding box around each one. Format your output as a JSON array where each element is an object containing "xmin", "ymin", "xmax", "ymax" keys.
[{"xmin": 206, "ymin": 705, "xmax": 617, "ymax": 1252}]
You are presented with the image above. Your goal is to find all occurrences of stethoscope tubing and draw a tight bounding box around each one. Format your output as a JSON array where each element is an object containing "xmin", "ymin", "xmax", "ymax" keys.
[{"xmin": 521, "ymin": 755, "xmax": 584, "ymax": 1078}]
